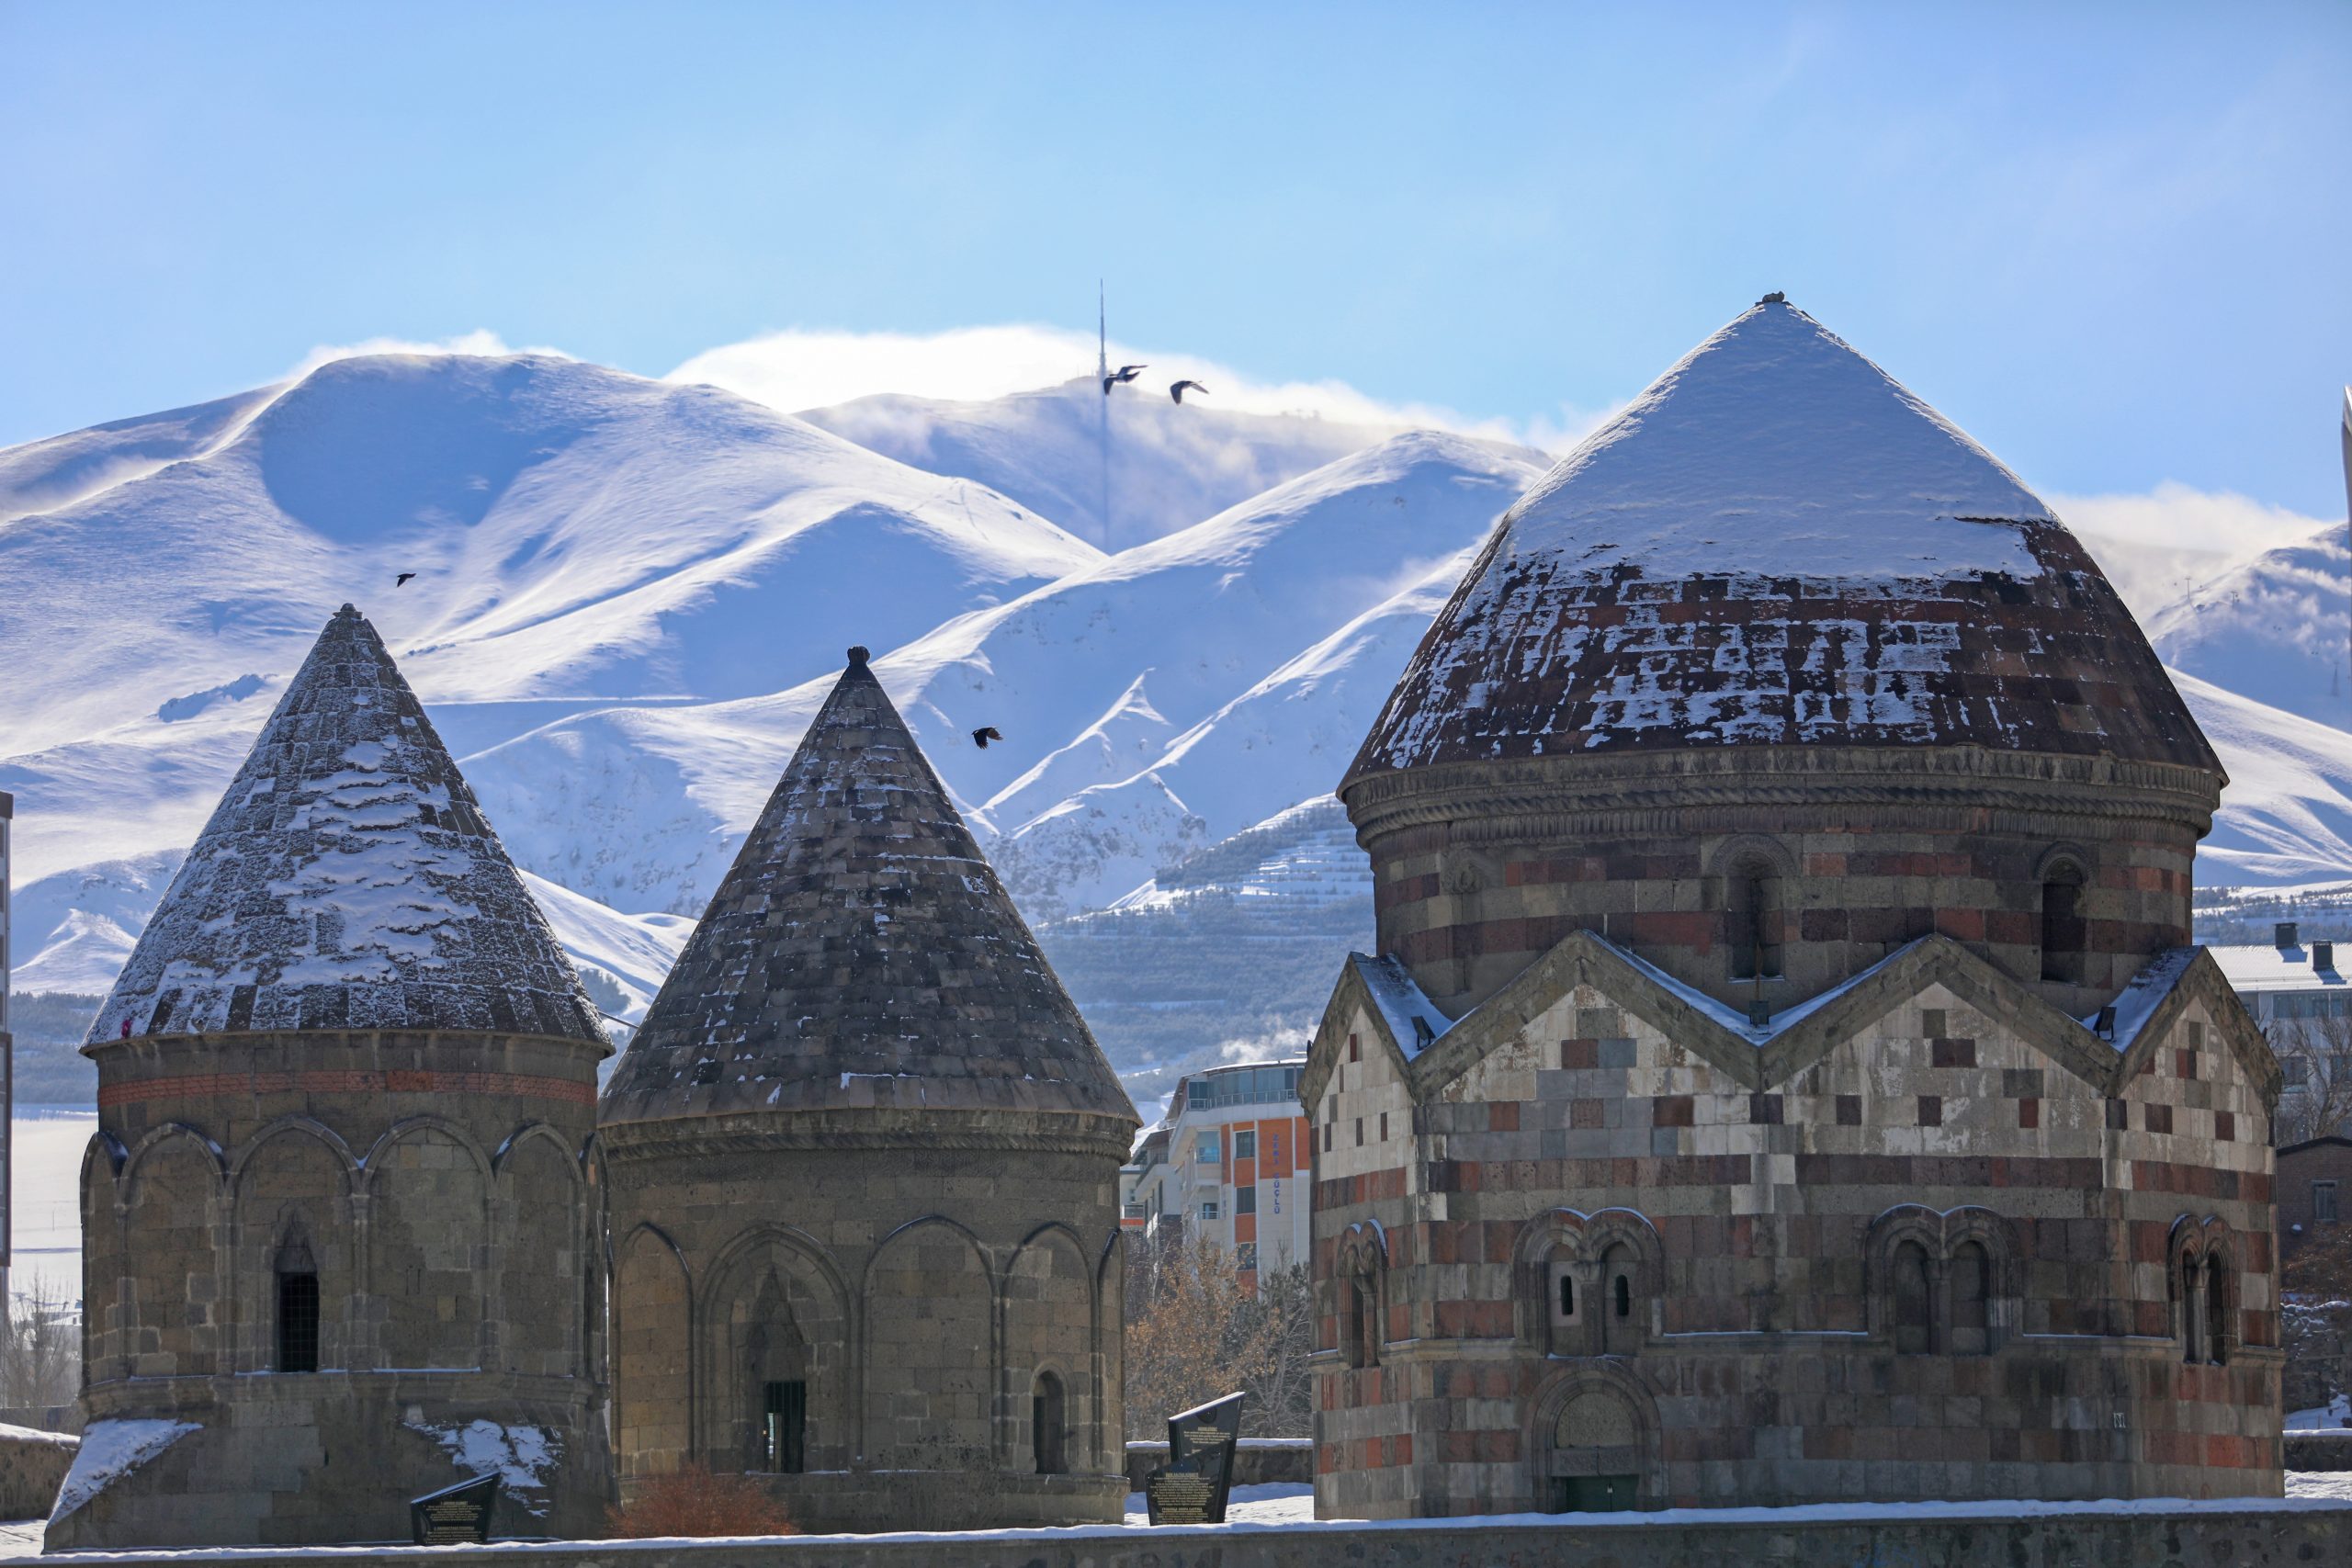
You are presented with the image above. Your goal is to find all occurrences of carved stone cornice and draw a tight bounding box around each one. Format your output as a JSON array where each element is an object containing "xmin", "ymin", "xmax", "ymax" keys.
[{"xmin": 598, "ymin": 1106, "xmax": 1138, "ymax": 1165}]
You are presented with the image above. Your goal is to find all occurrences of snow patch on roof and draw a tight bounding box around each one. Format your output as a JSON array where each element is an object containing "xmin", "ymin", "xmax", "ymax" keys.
[
  {"xmin": 1608, "ymin": 935, "xmax": 1928, "ymax": 1045},
  {"xmin": 1505, "ymin": 300, "xmax": 2049, "ymax": 581},
  {"xmin": 50, "ymin": 1418, "xmax": 196, "ymax": 1523},
  {"xmin": 86, "ymin": 606, "xmax": 602, "ymax": 1044},
  {"xmin": 1351, "ymin": 954, "xmax": 1453, "ymax": 1058},
  {"xmin": 2085, "ymin": 947, "xmax": 2199, "ymax": 1052}
]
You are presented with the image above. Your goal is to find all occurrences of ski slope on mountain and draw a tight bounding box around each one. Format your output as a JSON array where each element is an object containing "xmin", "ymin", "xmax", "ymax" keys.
[
  {"xmin": 799, "ymin": 377, "xmax": 1407, "ymax": 552},
  {"xmin": 459, "ymin": 430, "xmax": 1546, "ymax": 918}
]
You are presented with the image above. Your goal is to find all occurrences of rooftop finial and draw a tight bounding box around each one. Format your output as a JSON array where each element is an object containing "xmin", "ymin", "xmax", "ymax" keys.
[
  {"xmin": 337, "ymin": 603, "xmax": 360, "ymax": 616},
  {"xmin": 847, "ymin": 645, "xmax": 870, "ymax": 669},
  {"xmin": 1759, "ymin": 291, "xmax": 1787, "ymax": 305}
]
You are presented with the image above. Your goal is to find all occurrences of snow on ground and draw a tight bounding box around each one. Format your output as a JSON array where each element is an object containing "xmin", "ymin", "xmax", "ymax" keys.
[
  {"xmin": 2290, "ymin": 1393, "xmax": 2352, "ymax": 1429},
  {"xmin": 1123, "ymin": 1482, "xmax": 1316, "ymax": 1526}
]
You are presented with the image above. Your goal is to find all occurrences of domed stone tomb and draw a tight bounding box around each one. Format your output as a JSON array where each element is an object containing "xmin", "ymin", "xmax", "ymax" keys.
[
  {"xmin": 57, "ymin": 605, "xmax": 612, "ymax": 1549},
  {"xmin": 598, "ymin": 647, "xmax": 1139, "ymax": 1532},
  {"xmin": 1308, "ymin": 300, "xmax": 2280, "ymax": 1518}
]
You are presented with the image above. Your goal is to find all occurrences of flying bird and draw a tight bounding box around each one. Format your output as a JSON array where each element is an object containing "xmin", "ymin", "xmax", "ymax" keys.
[
  {"xmin": 971, "ymin": 727, "xmax": 1003, "ymax": 750},
  {"xmin": 1101, "ymin": 364, "xmax": 1147, "ymax": 394},
  {"xmin": 395, "ymin": 571, "xmax": 417, "ymax": 587},
  {"xmin": 1170, "ymin": 379, "xmax": 1208, "ymax": 404}
]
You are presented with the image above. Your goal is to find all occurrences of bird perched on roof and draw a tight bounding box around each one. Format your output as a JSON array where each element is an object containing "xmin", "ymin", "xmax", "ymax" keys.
[
  {"xmin": 1102, "ymin": 364, "xmax": 1147, "ymax": 394},
  {"xmin": 395, "ymin": 571, "xmax": 417, "ymax": 587},
  {"xmin": 971, "ymin": 727, "xmax": 1003, "ymax": 750},
  {"xmin": 1170, "ymin": 379, "xmax": 1208, "ymax": 404}
]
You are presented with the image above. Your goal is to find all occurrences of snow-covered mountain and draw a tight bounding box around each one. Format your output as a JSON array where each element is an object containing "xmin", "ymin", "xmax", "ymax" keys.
[
  {"xmin": 6, "ymin": 347, "xmax": 2352, "ymax": 1090},
  {"xmin": 2143, "ymin": 520, "xmax": 2352, "ymax": 731},
  {"xmin": 455, "ymin": 428, "xmax": 1544, "ymax": 920},
  {"xmin": 798, "ymin": 377, "xmax": 1404, "ymax": 553}
]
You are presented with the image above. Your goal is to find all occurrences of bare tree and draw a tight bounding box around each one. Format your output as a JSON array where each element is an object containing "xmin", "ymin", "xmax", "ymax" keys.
[
  {"xmin": 0, "ymin": 1285, "xmax": 81, "ymax": 1416},
  {"xmin": 2270, "ymin": 1012, "xmax": 2352, "ymax": 1146},
  {"xmin": 2284, "ymin": 1219, "xmax": 2352, "ymax": 1420},
  {"xmin": 1123, "ymin": 1231, "xmax": 1317, "ymax": 1440}
]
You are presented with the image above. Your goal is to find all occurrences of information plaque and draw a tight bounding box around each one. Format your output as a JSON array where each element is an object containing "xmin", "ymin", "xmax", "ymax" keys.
[
  {"xmin": 1144, "ymin": 1390, "xmax": 1247, "ymax": 1525},
  {"xmin": 409, "ymin": 1472, "xmax": 502, "ymax": 1546}
]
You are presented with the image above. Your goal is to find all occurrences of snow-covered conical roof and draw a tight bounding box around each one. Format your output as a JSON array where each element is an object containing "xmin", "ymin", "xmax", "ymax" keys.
[
  {"xmin": 1350, "ymin": 299, "xmax": 2218, "ymax": 779},
  {"xmin": 599, "ymin": 649, "xmax": 1136, "ymax": 1126},
  {"xmin": 87, "ymin": 606, "xmax": 604, "ymax": 1045}
]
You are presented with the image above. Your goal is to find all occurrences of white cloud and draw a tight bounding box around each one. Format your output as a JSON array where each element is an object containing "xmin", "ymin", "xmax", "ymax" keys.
[
  {"xmin": 2054, "ymin": 481, "xmax": 2335, "ymax": 621},
  {"xmin": 282, "ymin": 329, "xmax": 567, "ymax": 381},
  {"xmin": 668, "ymin": 322, "xmax": 1602, "ymax": 451}
]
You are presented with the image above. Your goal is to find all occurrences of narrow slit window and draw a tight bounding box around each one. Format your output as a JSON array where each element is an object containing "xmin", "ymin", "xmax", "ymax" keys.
[
  {"xmin": 1725, "ymin": 862, "xmax": 1781, "ymax": 981},
  {"xmin": 277, "ymin": 1269, "xmax": 320, "ymax": 1374},
  {"xmin": 2041, "ymin": 865, "xmax": 2086, "ymax": 984}
]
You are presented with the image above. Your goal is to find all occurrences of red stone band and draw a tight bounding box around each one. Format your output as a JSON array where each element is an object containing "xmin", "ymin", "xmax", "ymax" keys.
[{"xmin": 98, "ymin": 1069, "xmax": 596, "ymax": 1110}]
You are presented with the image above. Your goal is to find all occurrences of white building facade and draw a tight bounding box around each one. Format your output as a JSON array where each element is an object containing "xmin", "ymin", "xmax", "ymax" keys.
[{"xmin": 1122, "ymin": 1059, "xmax": 1311, "ymax": 1282}]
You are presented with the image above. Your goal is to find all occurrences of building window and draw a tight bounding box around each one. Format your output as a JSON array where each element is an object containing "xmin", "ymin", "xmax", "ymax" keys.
[
  {"xmin": 2318, "ymin": 1180, "xmax": 2339, "ymax": 1224},
  {"xmin": 1200, "ymin": 1200, "xmax": 1220, "ymax": 1222},
  {"xmin": 1725, "ymin": 859, "xmax": 1781, "ymax": 981},
  {"xmin": 1235, "ymin": 1185, "xmax": 1257, "ymax": 1216},
  {"xmin": 1552, "ymin": 1265, "xmax": 1577, "ymax": 1325},
  {"xmin": 277, "ymin": 1268, "xmax": 320, "ymax": 1374},
  {"xmin": 1949, "ymin": 1242, "xmax": 1990, "ymax": 1356},
  {"xmin": 763, "ymin": 1380, "xmax": 807, "ymax": 1473},
  {"xmin": 1601, "ymin": 1244, "xmax": 1638, "ymax": 1355},
  {"xmin": 1196, "ymin": 1131, "xmax": 1221, "ymax": 1163},
  {"xmin": 1233, "ymin": 1130, "xmax": 1257, "ymax": 1161},
  {"xmin": 1235, "ymin": 1243, "xmax": 1259, "ymax": 1272},
  {"xmin": 2041, "ymin": 863, "xmax": 2086, "ymax": 984},
  {"xmin": 1892, "ymin": 1242, "xmax": 1933, "ymax": 1356},
  {"xmin": 2181, "ymin": 1252, "xmax": 2205, "ymax": 1364},
  {"xmin": 1032, "ymin": 1371, "xmax": 1067, "ymax": 1474},
  {"xmin": 2205, "ymin": 1259, "xmax": 2230, "ymax": 1367},
  {"xmin": 1346, "ymin": 1277, "xmax": 1380, "ymax": 1369}
]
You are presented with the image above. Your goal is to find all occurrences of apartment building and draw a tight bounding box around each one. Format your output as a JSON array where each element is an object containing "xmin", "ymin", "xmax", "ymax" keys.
[{"xmin": 1122, "ymin": 1059, "xmax": 1311, "ymax": 1280}]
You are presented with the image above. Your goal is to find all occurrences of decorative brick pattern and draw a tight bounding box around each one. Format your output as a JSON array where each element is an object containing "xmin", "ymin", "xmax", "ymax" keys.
[{"xmin": 99, "ymin": 1068, "xmax": 596, "ymax": 1109}]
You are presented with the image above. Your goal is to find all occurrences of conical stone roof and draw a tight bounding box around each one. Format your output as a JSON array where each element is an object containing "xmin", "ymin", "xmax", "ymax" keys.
[
  {"xmin": 1350, "ymin": 298, "xmax": 2219, "ymax": 783},
  {"xmin": 599, "ymin": 649, "xmax": 1136, "ymax": 1126},
  {"xmin": 89, "ymin": 605, "xmax": 604, "ymax": 1045}
]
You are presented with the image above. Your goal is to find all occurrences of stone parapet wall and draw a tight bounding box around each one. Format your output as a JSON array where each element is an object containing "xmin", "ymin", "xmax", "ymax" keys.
[
  {"xmin": 0, "ymin": 1423, "xmax": 76, "ymax": 1521},
  {"xmin": 32, "ymin": 1504, "xmax": 2352, "ymax": 1568}
]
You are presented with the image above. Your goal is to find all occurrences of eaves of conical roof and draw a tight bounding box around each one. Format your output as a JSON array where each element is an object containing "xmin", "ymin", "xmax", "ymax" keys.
[
  {"xmin": 1349, "ymin": 299, "xmax": 2220, "ymax": 784},
  {"xmin": 88, "ymin": 605, "xmax": 605, "ymax": 1046},
  {"xmin": 599, "ymin": 649, "xmax": 1138, "ymax": 1127}
]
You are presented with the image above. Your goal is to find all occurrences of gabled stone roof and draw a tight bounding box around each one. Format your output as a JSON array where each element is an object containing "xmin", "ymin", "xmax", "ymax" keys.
[
  {"xmin": 1350, "ymin": 299, "xmax": 2219, "ymax": 782},
  {"xmin": 1306, "ymin": 931, "xmax": 2278, "ymax": 1111},
  {"xmin": 88, "ymin": 606, "xmax": 604, "ymax": 1045},
  {"xmin": 599, "ymin": 649, "xmax": 1136, "ymax": 1126}
]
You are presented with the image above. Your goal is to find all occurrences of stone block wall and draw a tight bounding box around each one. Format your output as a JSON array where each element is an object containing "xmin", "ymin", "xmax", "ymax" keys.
[
  {"xmin": 0, "ymin": 1424, "xmax": 76, "ymax": 1520},
  {"xmin": 1306, "ymin": 937, "xmax": 2280, "ymax": 1518},
  {"xmin": 602, "ymin": 1113, "xmax": 1131, "ymax": 1533},
  {"xmin": 1347, "ymin": 748, "xmax": 2213, "ymax": 1023},
  {"xmin": 58, "ymin": 1028, "xmax": 609, "ymax": 1548}
]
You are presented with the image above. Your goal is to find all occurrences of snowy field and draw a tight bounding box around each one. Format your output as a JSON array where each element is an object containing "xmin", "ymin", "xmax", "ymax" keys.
[{"xmin": 6, "ymin": 1110, "xmax": 90, "ymax": 1307}]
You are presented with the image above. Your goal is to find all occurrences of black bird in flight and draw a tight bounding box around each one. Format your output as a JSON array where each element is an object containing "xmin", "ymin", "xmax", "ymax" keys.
[
  {"xmin": 1101, "ymin": 364, "xmax": 1147, "ymax": 394},
  {"xmin": 971, "ymin": 727, "xmax": 1003, "ymax": 750},
  {"xmin": 1170, "ymin": 379, "xmax": 1208, "ymax": 404},
  {"xmin": 395, "ymin": 571, "xmax": 417, "ymax": 586}
]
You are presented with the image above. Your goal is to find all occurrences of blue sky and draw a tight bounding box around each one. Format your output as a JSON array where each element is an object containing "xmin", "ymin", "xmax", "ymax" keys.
[{"xmin": 4, "ymin": 1, "xmax": 2348, "ymax": 515}]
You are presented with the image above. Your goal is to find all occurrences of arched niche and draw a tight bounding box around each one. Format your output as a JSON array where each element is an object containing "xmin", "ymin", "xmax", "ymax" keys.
[
  {"xmin": 1006, "ymin": 1225, "xmax": 1096, "ymax": 1477},
  {"xmin": 122, "ymin": 1128, "xmax": 225, "ymax": 1379},
  {"xmin": 365, "ymin": 1121, "xmax": 491, "ymax": 1371},
  {"xmin": 614, "ymin": 1224, "xmax": 693, "ymax": 1481},
  {"xmin": 493, "ymin": 1127, "xmax": 582, "ymax": 1378},
  {"xmin": 863, "ymin": 1218, "xmax": 995, "ymax": 1471},
  {"xmin": 700, "ymin": 1227, "xmax": 852, "ymax": 1473}
]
